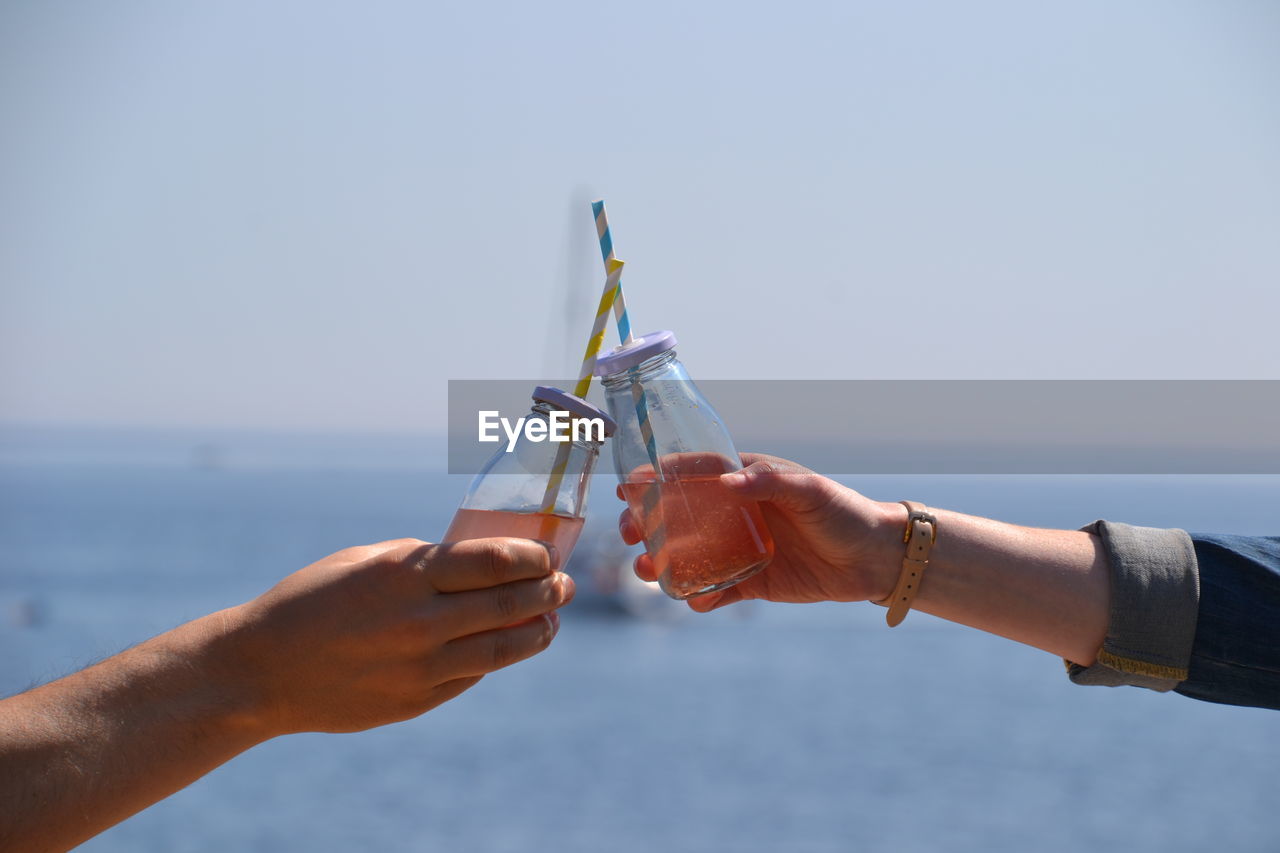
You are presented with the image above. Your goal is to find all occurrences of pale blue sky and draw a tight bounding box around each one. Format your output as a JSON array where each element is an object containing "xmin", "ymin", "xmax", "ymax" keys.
[{"xmin": 2, "ymin": 1, "xmax": 1277, "ymax": 433}]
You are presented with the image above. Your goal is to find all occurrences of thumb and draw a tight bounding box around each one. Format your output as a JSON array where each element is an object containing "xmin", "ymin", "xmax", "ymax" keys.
[{"xmin": 720, "ymin": 461, "xmax": 835, "ymax": 514}]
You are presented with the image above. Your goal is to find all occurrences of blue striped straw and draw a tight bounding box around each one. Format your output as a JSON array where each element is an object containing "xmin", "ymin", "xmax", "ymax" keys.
[
  {"xmin": 592, "ymin": 201, "xmax": 668, "ymax": 584},
  {"xmin": 592, "ymin": 200, "xmax": 635, "ymax": 346},
  {"xmin": 591, "ymin": 200, "xmax": 658, "ymax": 472},
  {"xmin": 631, "ymin": 379, "xmax": 659, "ymax": 473}
]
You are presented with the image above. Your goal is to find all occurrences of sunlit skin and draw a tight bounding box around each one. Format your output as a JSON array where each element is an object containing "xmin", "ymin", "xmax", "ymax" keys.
[
  {"xmin": 620, "ymin": 453, "xmax": 1109, "ymax": 665},
  {"xmin": 0, "ymin": 537, "xmax": 573, "ymax": 853}
]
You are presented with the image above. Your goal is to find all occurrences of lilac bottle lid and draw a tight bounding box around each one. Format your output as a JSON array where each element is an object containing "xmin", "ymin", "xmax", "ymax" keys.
[
  {"xmin": 591, "ymin": 330, "xmax": 678, "ymax": 377},
  {"xmin": 531, "ymin": 386, "xmax": 617, "ymax": 437}
]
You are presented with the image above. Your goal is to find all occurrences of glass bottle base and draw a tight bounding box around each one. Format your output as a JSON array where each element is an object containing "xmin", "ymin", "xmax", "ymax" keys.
[{"xmin": 661, "ymin": 557, "xmax": 771, "ymax": 601}]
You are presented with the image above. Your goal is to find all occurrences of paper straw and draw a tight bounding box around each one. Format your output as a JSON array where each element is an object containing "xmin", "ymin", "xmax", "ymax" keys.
[
  {"xmin": 539, "ymin": 200, "xmax": 662, "ymax": 524},
  {"xmin": 538, "ymin": 256, "xmax": 626, "ymax": 513},
  {"xmin": 572, "ymin": 258, "xmax": 625, "ymax": 398},
  {"xmin": 591, "ymin": 200, "xmax": 660, "ymax": 475},
  {"xmin": 591, "ymin": 202, "xmax": 666, "ymax": 573},
  {"xmin": 634, "ymin": 384, "xmax": 659, "ymax": 466},
  {"xmin": 592, "ymin": 200, "xmax": 635, "ymax": 346},
  {"xmin": 540, "ymin": 201, "xmax": 663, "ymax": 587}
]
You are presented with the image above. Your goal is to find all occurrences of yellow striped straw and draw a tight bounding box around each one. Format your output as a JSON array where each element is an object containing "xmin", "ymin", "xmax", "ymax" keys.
[
  {"xmin": 539, "ymin": 256, "xmax": 626, "ymax": 513},
  {"xmin": 573, "ymin": 257, "xmax": 625, "ymax": 397}
]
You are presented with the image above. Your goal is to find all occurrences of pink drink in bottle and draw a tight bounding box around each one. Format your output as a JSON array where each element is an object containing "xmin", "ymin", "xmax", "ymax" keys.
[
  {"xmin": 594, "ymin": 331, "xmax": 773, "ymax": 599},
  {"xmin": 442, "ymin": 386, "xmax": 615, "ymax": 568}
]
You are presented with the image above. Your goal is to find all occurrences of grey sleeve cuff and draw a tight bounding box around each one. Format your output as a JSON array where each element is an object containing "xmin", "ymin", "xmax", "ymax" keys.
[{"xmin": 1065, "ymin": 520, "xmax": 1200, "ymax": 692}]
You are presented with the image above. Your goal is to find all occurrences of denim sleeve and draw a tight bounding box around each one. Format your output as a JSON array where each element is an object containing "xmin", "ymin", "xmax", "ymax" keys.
[
  {"xmin": 1173, "ymin": 534, "xmax": 1280, "ymax": 711},
  {"xmin": 1066, "ymin": 521, "xmax": 1200, "ymax": 692},
  {"xmin": 1065, "ymin": 522, "xmax": 1280, "ymax": 711}
]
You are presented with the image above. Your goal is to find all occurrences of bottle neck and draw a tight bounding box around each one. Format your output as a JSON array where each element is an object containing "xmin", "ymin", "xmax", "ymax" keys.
[{"xmin": 600, "ymin": 349, "xmax": 679, "ymax": 389}]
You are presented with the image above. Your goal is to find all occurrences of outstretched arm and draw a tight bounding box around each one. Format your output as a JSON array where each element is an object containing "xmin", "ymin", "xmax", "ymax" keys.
[
  {"xmin": 625, "ymin": 454, "xmax": 1280, "ymax": 709},
  {"xmin": 0, "ymin": 537, "xmax": 573, "ymax": 852},
  {"xmin": 622, "ymin": 450, "xmax": 1280, "ymax": 701}
]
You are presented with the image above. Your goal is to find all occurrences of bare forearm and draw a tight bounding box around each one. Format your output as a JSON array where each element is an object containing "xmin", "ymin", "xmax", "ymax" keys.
[
  {"xmin": 874, "ymin": 503, "xmax": 1110, "ymax": 664},
  {"xmin": 0, "ymin": 608, "xmax": 268, "ymax": 853}
]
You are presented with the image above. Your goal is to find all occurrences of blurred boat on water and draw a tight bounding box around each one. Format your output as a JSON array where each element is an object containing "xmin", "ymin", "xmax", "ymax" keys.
[{"xmin": 562, "ymin": 519, "xmax": 682, "ymax": 621}]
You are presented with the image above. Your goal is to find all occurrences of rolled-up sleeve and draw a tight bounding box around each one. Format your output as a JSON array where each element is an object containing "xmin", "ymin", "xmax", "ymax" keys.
[{"xmin": 1065, "ymin": 520, "xmax": 1199, "ymax": 692}]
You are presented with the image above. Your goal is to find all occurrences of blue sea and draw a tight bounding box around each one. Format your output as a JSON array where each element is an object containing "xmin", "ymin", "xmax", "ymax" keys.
[{"xmin": 1, "ymin": 430, "xmax": 1278, "ymax": 852}]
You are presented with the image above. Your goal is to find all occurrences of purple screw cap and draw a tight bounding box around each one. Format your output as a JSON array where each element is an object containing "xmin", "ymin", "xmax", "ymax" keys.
[{"xmin": 591, "ymin": 330, "xmax": 678, "ymax": 377}]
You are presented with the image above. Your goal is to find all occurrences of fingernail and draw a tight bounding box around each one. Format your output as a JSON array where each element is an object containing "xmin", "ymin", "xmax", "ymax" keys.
[
  {"xmin": 721, "ymin": 471, "xmax": 748, "ymax": 488},
  {"xmin": 547, "ymin": 610, "xmax": 561, "ymax": 634},
  {"xmin": 558, "ymin": 573, "xmax": 576, "ymax": 601},
  {"xmin": 535, "ymin": 541, "xmax": 559, "ymax": 570}
]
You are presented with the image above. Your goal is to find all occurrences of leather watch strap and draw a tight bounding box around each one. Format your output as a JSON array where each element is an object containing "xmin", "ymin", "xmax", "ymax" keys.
[{"xmin": 882, "ymin": 501, "xmax": 937, "ymax": 627}]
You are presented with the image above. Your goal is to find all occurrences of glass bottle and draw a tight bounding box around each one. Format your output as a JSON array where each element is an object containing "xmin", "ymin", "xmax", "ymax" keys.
[
  {"xmin": 442, "ymin": 386, "xmax": 615, "ymax": 563},
  {"xmin": 593, "ymin": 331, "xmax": 774, "ymax": 599}
]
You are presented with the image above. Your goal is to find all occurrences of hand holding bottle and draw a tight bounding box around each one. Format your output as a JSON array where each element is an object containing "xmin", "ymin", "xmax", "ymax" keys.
[
  {"xmin": 232, "ymin": 536, "xmax": 574, "ymax": 734},
  {"xmin": 619, "ymin": 453, "xmax": 1114, "ymax": 672},
  {"xmin": 618, "ymin": 454, "xmax": 902, "ymax": 611},
  {"xmin": 595, "ymin": 330, "xmax": 776, "ymax": 598}
]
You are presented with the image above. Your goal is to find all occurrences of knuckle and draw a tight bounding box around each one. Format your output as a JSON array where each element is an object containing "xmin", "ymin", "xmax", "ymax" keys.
[
  {"xmin": 385, "ymin": 538, "xmax": 429, "ymax": 556},
  {"xmin": 491, "ymin": 582, "xmax": 521, "ymax": 620},
  {"xmin": 486, "ymin": 540, "xmax": 517, "ymax": 583},
  {"xmin": 489, "ymin": 631, "xmax": 517, "ymax": 669},
  {"xmin": 407, "ymin": 543, "xmax": 436, "ymax": 575}
]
